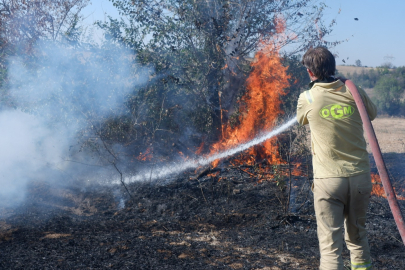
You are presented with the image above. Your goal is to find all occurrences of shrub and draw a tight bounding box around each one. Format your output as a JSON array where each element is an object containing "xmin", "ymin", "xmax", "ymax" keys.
[{"xmin": 373, "ymin": 75, "xmax": 405, "ymax": 115}]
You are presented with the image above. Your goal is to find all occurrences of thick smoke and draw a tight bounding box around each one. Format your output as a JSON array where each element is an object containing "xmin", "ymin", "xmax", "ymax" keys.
[{"xmin": 1, "ymin": 41, "xmax": 151, "ymax": 207}]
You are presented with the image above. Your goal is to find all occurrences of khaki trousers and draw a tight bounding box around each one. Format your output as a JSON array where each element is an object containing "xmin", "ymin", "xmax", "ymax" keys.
[{"xmin": 313, "ymin": 173, "xmax": 372, "ymax": 270}]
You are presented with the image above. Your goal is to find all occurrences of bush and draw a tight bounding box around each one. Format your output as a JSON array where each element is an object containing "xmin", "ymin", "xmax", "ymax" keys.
[{"xmin": 373, "ymin": 75, "xmax": 405, "ymax": 115}]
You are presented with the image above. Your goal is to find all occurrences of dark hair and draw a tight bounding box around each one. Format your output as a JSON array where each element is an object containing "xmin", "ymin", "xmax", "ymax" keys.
[{"xmin": 301, "ymin": 47, "xmax": 336, "ymax": 80}]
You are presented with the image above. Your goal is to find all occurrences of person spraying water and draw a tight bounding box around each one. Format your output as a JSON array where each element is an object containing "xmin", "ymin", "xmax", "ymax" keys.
[{"xmin": 297, "ymin": 47, "xmax": 376, "ymax": 270}]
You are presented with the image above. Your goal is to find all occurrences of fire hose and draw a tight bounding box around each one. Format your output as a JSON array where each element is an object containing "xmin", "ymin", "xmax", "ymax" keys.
[{"xmin": 342, "ymin": 78, "xmax": 405, "ymax": 245}]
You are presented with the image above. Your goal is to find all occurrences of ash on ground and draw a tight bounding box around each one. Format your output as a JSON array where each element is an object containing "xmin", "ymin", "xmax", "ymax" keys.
[{"xmin": 0, "ymin": 157, "xmax": 404, "ymax": 269}]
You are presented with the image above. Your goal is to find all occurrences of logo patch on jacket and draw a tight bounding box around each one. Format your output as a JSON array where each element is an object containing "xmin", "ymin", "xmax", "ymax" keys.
[{"xmin": 319, "ymin": 104, "xmax": 355, "ymax": 120}]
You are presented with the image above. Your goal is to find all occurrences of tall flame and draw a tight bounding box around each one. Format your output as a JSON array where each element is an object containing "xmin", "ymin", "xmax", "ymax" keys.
[
  {"xmin": 371, "ymin": 173, "xmax": 385, "ymax": 198},
  {"xmin": 209, "ymin": 43, "xmax": 290, "ymax": 166}
]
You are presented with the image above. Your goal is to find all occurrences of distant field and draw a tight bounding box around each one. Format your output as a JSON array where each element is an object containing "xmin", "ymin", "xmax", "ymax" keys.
[
  {"xmin": 336, "ymin": 65, "xmax": 375, "ymax": 77},
  {"xmin": 369, "ymin": 117, "xmax": 405, "ymax": 188},
  {"xmin": 335, "ymin": 65, "xmax": 375, "ymax": 97},
  {"xmin": 370, "ymin": 117, "xmax": 405, "ymax": 154}
]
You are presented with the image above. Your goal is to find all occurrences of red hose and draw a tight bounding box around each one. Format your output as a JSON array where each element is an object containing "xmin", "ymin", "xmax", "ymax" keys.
[{"xmin": 342, "ymin": 79, "xmax": 405, "ymax": 245}]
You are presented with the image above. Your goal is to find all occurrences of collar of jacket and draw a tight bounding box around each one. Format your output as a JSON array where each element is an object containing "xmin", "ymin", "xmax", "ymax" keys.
[{"xmin": 308, "ymin": 76, "xmax": 338, "ymax": 89}]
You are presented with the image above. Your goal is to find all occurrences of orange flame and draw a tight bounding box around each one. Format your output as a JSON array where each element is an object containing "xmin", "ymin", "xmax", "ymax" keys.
[
  {"xmin": 176, "ymin": 151, "xmax": 192, "ymax": 162},
  {"xmin": 195, "ymin": 142, "xmax": 205, "ymax": 155},
  {"xmin": 371, "ymin": 173, "xmax": 385, "ymax": 198},
  {"xmin": 207, "ymin": 171, "xmax": 220, "ymax": 178},
  {"xmin": 209, "ymin": 42, "xmax": 290, "ymax": 167},
  {"xmin": 137, "ymin": 147, "xmax": 153, "ymax": 161},
  {"xmin": 292, "ymin": 163, "xmax": 303, "ymax": 176},
  {"xmin": 371, "ymin": 173, "xmax": 405, "ymax": 200}
]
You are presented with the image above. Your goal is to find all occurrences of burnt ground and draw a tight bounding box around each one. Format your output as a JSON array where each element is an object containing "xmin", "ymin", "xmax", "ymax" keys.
[{"xmin": 0, "ymin": 154, "xmax": 405, "ymax": 270}]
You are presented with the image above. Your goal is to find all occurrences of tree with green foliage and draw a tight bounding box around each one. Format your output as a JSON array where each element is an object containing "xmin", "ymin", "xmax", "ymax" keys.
[
  {"xmin": 98, "ymin": 0, "xmax": 335, "ymax": 153},
  {"xmin": 340, "ymin": 65, "xmax": 405, "ymax": 116},
  {"xmin": 0, "ymin": 0, "xmax": 338, "ymax": 168},
  {"xmin": 373, "ymin": 74, "xmax": 405, "ymax": 115}
]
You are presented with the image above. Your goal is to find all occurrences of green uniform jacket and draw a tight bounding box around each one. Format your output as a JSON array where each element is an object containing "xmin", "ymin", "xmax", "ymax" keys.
[{"xmin": 297, "ymin": 79, "xmax": 377, "ymax": 178}]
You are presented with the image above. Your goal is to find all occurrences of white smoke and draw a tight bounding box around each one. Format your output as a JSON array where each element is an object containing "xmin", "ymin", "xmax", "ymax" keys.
[
  {"xmin": 0, "ymin": 40, "xmax": 297, "ymax": 208},
  {"xmin": 1, "ymin": 41, "xmax": 151, "ymax": 207},
  {"xmin": 0, "ymin": 110, "xmax": 68, "ymax": 205}
]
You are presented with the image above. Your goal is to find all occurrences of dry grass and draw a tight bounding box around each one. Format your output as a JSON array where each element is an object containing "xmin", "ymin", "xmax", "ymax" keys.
[
  {"xmin": 336, "ymin": 66, "xmax": 375, "ymax": 97},
  {"xmin": 369, "ymin": 117, "xmax": 405, "ymax": 153},
  {"xmin": 336, "ymin": 65, "xmax": 375, "ymax": 77}
]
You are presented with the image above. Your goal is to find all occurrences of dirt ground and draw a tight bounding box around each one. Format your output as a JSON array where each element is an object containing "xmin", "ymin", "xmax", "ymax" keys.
[{"xmin": 0, "ymin": 117, "xmax": 404, "ymax": 270}]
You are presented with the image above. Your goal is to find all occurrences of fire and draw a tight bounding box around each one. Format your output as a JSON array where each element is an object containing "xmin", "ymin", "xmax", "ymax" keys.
[
  {"xmin": 177, "ymin": 151, "xmax": 186, "ymax": 161},
  {"xmin": 292, "ymin": 163, "xmax": 303, "ymax": 176},
  {"xmin": 195, "ymin": 18, "xmax": 307, "ymax": 183},
  {"xmin": 195, "ymin": 142, "xmax": 204, "ymax": 155},
  {"xmin": 371, "ymin": 173, "xmax": 385, "ymax": 198},
  {"xmin": 371, "ymin": 173, "xmax": 405, "ymax": 200},
  {"xmin": 207, "ymin": 171, "xmax": 220, "ymax": 178},
  {"xmin": 209, "ymin": 43, "xmax": 290, "ymax": 167},
  {"xmin": 137, "ymin": 147, "xmax": 153, "ymax": 161}
]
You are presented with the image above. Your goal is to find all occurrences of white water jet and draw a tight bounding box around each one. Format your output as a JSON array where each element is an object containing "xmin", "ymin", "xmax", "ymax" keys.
[{"xmin": 121, "ymin": 117, "xmax": 297, "ymax": 184}]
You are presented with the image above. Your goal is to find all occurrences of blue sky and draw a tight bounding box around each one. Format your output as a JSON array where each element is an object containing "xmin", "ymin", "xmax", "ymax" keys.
[
  {"xmin": 325, "ymin": 0, "xmax": 405, "ymax": 68},
  {"xmin": 82, "ymin": 0, "xmax": 405, "ymax": 68}
]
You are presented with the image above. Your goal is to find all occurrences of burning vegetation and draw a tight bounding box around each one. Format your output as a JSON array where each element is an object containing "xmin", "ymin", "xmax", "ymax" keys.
[
  {"xmin": 371, "ymin": 173, "xmax": 405, "ymax": 201},
  {"xmin": 1, "ymin": 150, "xmax": 404, "ymax": 269},
  {"xmin": 210, "ymin": 43, "xmax": 290, "ymax": 167},
  {"xmin": 0, "ymin": 0, "xmax": 405, "ymax": 269}
]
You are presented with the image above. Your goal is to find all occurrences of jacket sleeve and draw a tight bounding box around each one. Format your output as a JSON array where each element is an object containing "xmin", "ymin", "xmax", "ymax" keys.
[
  {"xmin": 296, "ymin": 93, "xmax": 309, "ymax": 125},
  {"xmin": 358, "ymin": 86, "xmax": 378, "ymax": 121}
]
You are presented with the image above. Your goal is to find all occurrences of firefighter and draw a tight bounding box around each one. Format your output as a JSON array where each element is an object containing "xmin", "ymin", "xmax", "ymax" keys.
[{"xmin": 296, "ymin": 47, "xmax": 377, "ymax": 270}]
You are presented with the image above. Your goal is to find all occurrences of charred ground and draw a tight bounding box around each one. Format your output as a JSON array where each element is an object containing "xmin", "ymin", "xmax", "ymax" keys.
[{"xmin": 0, "ymin": 154, "xmax": 404, "ymax": 270}]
